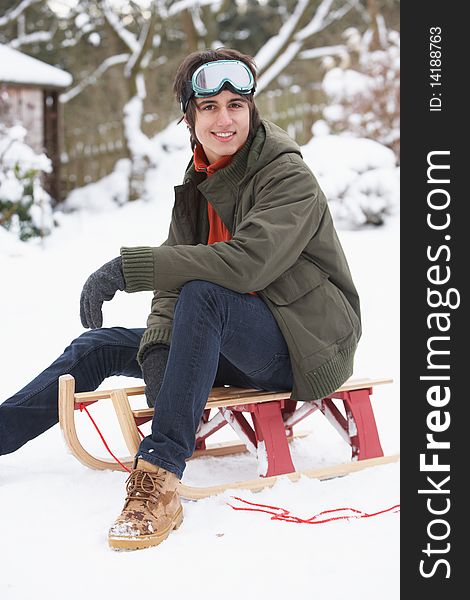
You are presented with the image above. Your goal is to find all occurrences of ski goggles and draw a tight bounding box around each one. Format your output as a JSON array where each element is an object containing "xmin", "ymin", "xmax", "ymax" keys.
[{"xmin": 181, "ymin": 60, "xmax": 256, "ymax": 113}]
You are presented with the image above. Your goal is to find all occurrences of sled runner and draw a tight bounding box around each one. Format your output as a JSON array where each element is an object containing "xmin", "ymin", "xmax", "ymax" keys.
[{"xmin": 58, "ymin": 374, "xmax": 398, "ymax": 499}]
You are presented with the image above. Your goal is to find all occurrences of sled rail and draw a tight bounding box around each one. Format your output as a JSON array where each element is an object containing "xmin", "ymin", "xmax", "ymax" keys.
[
  {"xmin": 73, "ymin": 377, "xmax": 393, "ymax": 405},
  {"xmin": 59, "ymin": 375, "xmax": 397, "ymax": 499}
]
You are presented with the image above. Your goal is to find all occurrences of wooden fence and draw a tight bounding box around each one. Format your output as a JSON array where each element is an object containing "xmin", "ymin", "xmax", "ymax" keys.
[
  {"xmin": 256, "ymin": 85, "xmax": 323, "ymax": 145},
  {"xmin": 60, "ymin": 120, "xmax": 127, "ymax": 199}
]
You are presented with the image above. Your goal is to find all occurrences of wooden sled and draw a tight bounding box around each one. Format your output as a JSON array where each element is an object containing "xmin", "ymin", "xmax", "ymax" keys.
[{"xmin": 58, "ymin": 374, "xmax": 399, "ymax": 499}]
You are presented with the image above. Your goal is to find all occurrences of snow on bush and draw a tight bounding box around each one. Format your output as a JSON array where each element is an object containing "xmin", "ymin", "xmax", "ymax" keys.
[
  {"xmin": 0, "ymin": 124, "xmax": 54, "ymax": 241},
  {"xmin": 63, "ymin": 158, "xmax": 131, "ymax": 212},
  {"xmin": 302, "ymin": 128, "xmax": 399, "ymax": 228}
]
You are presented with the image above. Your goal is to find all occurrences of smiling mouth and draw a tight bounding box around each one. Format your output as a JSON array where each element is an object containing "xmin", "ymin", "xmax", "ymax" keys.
[{"xmin": 212, "ymin": 132, "xmax": 235, "ymax": 139}]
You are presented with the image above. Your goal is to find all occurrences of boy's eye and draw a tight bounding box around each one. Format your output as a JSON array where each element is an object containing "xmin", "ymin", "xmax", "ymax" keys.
[{"xmin": 201, "ymin": 103, "xmax": 244, "ymax": 110}]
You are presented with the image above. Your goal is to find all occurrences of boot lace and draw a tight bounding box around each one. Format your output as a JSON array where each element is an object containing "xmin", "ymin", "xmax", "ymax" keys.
[{"xmin": 124, "ymin": 469, "xmax": 167, "ymax": 507}]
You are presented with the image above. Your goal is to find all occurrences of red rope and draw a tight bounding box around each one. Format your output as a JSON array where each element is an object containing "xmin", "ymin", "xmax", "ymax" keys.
[
  {"xmin": 228, "ymin": 496, "xmax": 400, "ymax": 525},
  {"xmin": 79, "ymin": 403, "xmax": 131, "ymax": 472},
  {"xmin": 76, "ymin": 404, "xmax": 399, "ymax": 522}
]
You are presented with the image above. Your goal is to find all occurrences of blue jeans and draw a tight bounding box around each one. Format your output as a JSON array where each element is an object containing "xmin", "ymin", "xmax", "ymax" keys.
[{"xmin": 0, "ymin": 281, "xmax": 293, "ymax": 478}]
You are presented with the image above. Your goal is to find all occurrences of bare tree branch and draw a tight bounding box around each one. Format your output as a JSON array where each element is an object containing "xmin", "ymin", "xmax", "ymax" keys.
[
  {"xmin": 0, "ymin": 0, "xmax": 42, "ymax": 28},
  {"xmin": 299, "ymin": 44, "xmax": 347, "ymax": 60},
  {"xmin": 168, "ymin": 0, "xmax": 220, "ymax": 17},
  {"xmin": 8, "ymin": 29, "xmax": 55, "ymax": 48},
  {"xmin": 366, "ymin": 0, "xmax": 381, "ymax": 50},
  {"xmin": 101, "ymin": 0, "xmax": 139, "ymax": 53},
  {"xmin": 180, "ymin": 8, "xmax": 199, "ymax": 53},
  {"xmin": 295, "ymin": 0, "xmax": 335, "ymax": 41},
  {"xmin": 257, "ymin": 41, "xmax": 302, "ymax": 93},
  {"xmin": 327, "ymin": 0, "xmax": 361, "ymax": 26},
  {"xmin": 297, "ymin": 0, "xmax": 360, "ymax": 42},
  {"xmin": 60, "ymin": 53, "xmax": 130, "ymax": 103},
  {"xmin": 125, "ymin": 3, "xmax": 159, "ymax": 95},
  {"xmin": 256, "ymin": 0, "xmax": 360, "ymax": 93},
  {"xmin": 254, "ymin": 0, "xmax": 310, "ymax": 74},
  {"xmin": 190, "ymin": 4, "xmax": 207, "ymax": 38}
]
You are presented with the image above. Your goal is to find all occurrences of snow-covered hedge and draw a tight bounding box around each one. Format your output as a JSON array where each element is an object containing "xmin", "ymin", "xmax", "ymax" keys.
[
  {"xmin": 0, "ymin": 124, "xmax": 54, "ymax": 241},
  {"xmin": 302, "ymin": 129, "xmax": 399, "ymax": 228}
]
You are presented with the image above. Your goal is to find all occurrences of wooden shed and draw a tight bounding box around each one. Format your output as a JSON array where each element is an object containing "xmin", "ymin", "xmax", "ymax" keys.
[{"xmin": 0, "ymin": 44, "xmax": 72, "ymax": 202}]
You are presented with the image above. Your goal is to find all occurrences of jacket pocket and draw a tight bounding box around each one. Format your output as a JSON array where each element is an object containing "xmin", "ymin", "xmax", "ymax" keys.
[{"xmin": 262, "ymin": 257, "xmax": 329, "ymax": 305}]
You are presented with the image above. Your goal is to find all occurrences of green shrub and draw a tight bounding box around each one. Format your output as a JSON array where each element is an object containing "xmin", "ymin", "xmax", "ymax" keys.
[{"xmin": 0, "ymin": 125, "xmax": 53, "ymax": 241}]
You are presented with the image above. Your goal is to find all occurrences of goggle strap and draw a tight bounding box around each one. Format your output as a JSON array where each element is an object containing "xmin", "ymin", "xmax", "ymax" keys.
[{"xmin": 181, "ymin": 81, "xmax": 194, "ymax": 112}]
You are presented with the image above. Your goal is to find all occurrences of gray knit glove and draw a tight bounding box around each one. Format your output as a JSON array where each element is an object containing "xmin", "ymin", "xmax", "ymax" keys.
[
  {"xmin": 80, "ymin": 257, "xmax": 125, "ymax": 329},
  {"xmin": 141, "ymin": 344, "xmax": 170, "ymax": 408}
]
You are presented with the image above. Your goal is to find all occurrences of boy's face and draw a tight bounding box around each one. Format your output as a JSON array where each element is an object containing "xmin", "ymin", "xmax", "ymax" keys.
[{"xmin": 193, "ymin": 90, "xmax": 250, "ymax": 164}]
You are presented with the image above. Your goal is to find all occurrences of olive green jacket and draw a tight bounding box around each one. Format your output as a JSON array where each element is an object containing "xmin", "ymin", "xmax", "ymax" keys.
[{"xmin": 121, "ymin": 120, "xmax": 361, "ymax": 401}]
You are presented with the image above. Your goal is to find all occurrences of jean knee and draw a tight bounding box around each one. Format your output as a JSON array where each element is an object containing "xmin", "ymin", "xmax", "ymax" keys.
[
  {"xmin": 68, "ymin": 327, "xmax": 130, "ymax": 355},
  {"xmin": 179, "ymin": 280, "xmax": 221, "ymax": 304},
  {"xmin": 72, "ymin": 327, "xmax": 110, "ymax": 346}
]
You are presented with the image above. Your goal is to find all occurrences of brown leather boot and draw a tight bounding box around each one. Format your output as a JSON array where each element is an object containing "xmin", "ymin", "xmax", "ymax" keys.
[{"xmin": 108, "ymin": 459, "xmax": 183, "ymax": 551}]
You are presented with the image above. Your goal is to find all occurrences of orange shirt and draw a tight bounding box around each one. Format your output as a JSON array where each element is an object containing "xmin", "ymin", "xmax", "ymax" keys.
[
  {"xmin": 193, "ymin": 145, "xmax": 256, "ymax": 295},
  {"xmin": 193, "ymin": 145, "xmax": 233, "ymax": 244}
]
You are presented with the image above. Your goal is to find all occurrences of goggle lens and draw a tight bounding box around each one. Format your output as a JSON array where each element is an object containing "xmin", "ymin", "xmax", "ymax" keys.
[
  {"xmin": 180, "ymin": 60, "xmax": 255, "ymax": 113},
  {"xmin": 193, "ymin": 61, "xmax": 253, "ymax": 93}
]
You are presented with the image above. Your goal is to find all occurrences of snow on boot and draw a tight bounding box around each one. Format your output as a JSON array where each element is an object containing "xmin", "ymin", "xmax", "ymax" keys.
[{"xmin": 108, "ymin": 459, "xmax": 183, "ymax": 551}]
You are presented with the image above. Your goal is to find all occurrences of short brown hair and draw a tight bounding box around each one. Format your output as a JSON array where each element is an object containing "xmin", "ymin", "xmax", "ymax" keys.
[{"xmin": 173, "ymin": 47, "xmax": 262, "ymax": 151}]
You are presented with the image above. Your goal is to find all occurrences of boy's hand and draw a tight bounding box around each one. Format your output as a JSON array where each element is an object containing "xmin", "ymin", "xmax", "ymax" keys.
[{"xmin": 80, "ymin": 257, "xmax": 125, "ymax": 328}]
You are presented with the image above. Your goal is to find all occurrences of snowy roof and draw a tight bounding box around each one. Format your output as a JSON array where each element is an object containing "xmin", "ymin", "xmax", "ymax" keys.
[{"xmin": 0, "ymin": 44, "xmax": 73, "ymax": 89}]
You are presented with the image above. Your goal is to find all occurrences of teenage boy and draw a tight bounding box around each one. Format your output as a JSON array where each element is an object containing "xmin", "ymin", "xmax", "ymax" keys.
[{"xmin": 0, "ymin": 48, "xmax": 361, "ymax": 551}]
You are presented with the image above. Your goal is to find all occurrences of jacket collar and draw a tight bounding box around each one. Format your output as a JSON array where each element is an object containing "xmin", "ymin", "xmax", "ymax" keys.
[{"xmin": 193, "ymin": 144, "xmax": 234, "ymax": 175}]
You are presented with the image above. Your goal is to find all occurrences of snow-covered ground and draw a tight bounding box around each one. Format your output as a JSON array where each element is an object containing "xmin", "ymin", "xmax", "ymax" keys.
[{"xmin": 0, "ymin": 130, "xmax": 399, "ymax": 600}]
